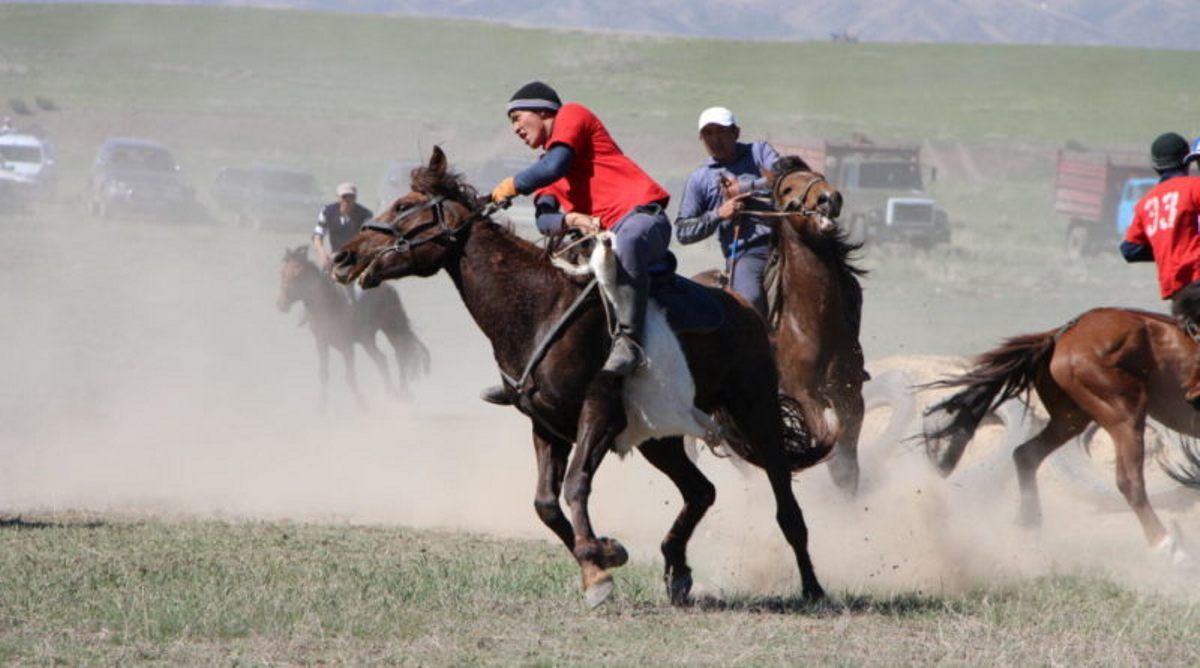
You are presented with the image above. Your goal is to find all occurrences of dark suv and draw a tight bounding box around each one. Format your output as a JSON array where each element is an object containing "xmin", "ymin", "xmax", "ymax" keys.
[
  {"xmin": 211, "ymin": 165, "xmax": 324, "ymax": 231},
  {"xmin": 87, "ymin": 137, "xmax": 200, "ymax": 220}
]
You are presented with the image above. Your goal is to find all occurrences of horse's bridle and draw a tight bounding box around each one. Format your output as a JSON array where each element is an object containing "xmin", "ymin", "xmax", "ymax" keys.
[
  {"xmin": 359, "ymin": 195, "xmax": 464, "ymax": 254},
  {"xmin": 773, "ymin": 172, "xmax": 830, "ymax": 217}
]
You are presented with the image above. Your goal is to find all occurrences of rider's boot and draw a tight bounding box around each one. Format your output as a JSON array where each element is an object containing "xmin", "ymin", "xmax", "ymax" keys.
[
  {"xmin": 602, "ymin": 272, "xmax": 649, "ymax": 375},
  {"xmin": 480, "ymin": 383, "xmax": 516, "ymax": 406}
]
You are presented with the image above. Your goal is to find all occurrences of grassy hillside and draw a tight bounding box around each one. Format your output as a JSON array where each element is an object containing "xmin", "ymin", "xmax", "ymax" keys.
[{"xmin": 1, "ymin": 4, "xmax": 1195, "ymax": 183}]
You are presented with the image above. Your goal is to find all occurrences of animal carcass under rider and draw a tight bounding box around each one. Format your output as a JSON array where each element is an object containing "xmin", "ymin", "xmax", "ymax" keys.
[
  {"xmin": 674, "ymin": 106, "xmax": 779, "ymax": 317},
  {"xmin": 1120, "ymin": 132, "xmax": 1200, "ymax": 342},
  {"xmin": 483, "ymin": 81, "xmax": 672, "ymax": 406}
]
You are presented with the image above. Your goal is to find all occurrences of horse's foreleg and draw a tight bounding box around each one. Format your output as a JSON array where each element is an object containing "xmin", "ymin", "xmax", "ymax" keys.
[
  {"xmin": 639, "ymin": 436, "xmax": 715, "ymax": 606},
  {"xmin": 532, "ymin": 425, "xmax": 574, "ymax": 551},
  {"xmin": 361, "ymin": 335, "xmax": 397, "ymax": 397},
  {"xmin": 316, "ymin": 340, "xmax": 330, "ymax": 412},
  {"xmin": 826, "ymin": 391, "xmax": 864, "ymax": 497},
  {"xmin": 563, "ymin": 371, "xmax": 627, "ymax": 607},
  {"xmin": 341, "ymin": 347, "xmax": 366, "ymax": 409}
]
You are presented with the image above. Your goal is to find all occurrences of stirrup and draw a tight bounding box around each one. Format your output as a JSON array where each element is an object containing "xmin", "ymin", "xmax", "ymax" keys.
[{"xmin": 602, "ymin": 334, "xmax": 646, "ymax": 375}]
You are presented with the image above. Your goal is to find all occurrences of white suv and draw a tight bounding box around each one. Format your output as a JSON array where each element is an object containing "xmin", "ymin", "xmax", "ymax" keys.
[{"xmin": 0, "ymin": 133, "xmax": 57, "ymax": 210}]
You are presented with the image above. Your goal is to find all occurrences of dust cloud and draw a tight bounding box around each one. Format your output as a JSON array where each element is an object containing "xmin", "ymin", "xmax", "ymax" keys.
[{"xmin": 1, "ymin": 82, "xmax": 1195, "ymax": 604}]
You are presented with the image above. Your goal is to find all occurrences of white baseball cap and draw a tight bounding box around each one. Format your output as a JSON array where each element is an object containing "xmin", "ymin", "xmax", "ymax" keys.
[
  {"xmin": 336, "ymin": 182, "xmax": 357, "ymax": 197},
  {"xmin": 697, "ymin": 106, "xmax": 737, "ymax": 130}
]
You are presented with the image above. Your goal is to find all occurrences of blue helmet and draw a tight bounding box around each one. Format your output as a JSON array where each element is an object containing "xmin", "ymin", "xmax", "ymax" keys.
[{"xmin": 1187, "ymin": 136, "xmax": 1200, "ymax": 167}]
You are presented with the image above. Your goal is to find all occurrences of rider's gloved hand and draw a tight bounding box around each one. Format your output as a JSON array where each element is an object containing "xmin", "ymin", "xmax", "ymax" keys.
[{"xmin": 491, "ymin": 176, "xmax": 518, "ymax": 204}]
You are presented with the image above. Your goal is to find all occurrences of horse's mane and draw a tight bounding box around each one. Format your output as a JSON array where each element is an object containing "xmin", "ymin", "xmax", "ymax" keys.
[
  {"xmin": 408, "ymin": 162, "xmax": 583, "ymax": 287},
  {"xmin": 769, "ymin": 155, "xmax": 867, "ymax": 282}
]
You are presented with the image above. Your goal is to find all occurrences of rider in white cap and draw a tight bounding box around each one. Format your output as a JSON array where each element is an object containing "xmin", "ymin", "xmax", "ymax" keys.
[{"xmin": 674, "ymin": 106, "xmax": 780, "ymax": 317}]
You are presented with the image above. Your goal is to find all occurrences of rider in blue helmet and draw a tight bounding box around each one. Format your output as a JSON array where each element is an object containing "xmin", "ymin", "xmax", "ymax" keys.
[{"xmin": 1186, "ymin": 137, "xmax": 1200, "ymax": 173}]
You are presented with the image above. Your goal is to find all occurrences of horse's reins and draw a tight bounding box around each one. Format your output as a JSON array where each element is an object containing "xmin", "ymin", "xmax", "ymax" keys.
[{"xmin": 362, "ymin": 195, "xmax": 597, "ymax": 441}]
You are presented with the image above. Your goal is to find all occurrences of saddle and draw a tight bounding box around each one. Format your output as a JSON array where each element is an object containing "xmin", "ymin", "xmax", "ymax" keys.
[{"xmin": 648, "ymin": 252, "xmax": 724, "ymax": 334}]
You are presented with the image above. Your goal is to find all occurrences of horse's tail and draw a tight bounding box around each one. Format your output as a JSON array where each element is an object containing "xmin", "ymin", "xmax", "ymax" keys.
[
  {"xmin": 1158, "ymin": 435, "xmax": 1200, "ymax": 489},
  {"xmin": 922, "ymin": 329, "xmax": 1057, "ymax": 476},
  {"xmin": 713, "ymin": 393, "xmax": 833, "ymax": 472},
  {"xmin": 779, "ymin": 393, "xmax": 835, "ymax": 471}
]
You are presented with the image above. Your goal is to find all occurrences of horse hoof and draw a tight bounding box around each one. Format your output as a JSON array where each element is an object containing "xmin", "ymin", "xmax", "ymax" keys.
[
  {"xmin": 802, "ymin": 582, "xmax": 826, "ymax": 602},
  {"xmin": 596, "ymin": 537, "xmax": 629, "ymax": 569},
  {"xmin": 665, "ymin": 571, "xmax": 693, "ymax": 606},
  {"xmin": 584, "ymin": 576, "xmax": 615, "ymax": 609}
]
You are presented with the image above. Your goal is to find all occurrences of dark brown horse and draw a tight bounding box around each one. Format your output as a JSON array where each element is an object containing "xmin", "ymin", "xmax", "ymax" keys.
[
  {"xmin": 697, "ymin": 159, "xmax": 866, "ymax": 495},
  {"xmin": 330, "ymin": 147, "xmax": 831, "ymax": 606},
  {"xmin": 277, "ymin": 246, "xmax": 430, "ymax": 408},
  {"xmin": 923, "ymin": 307, "xmax": 1200, "ymax": 563}
]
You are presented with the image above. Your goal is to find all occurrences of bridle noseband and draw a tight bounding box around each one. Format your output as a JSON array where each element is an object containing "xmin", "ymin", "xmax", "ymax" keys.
[
  {"xmin": 773, "ymin": 172, "xmax": 830, "ymax": 217},
  {"xmin": 360, "ymin": 195, "xmax": 464, "ymax": 255}
]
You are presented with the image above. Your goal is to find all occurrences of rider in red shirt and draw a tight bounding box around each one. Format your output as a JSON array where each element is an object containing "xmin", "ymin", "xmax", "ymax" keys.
[
  {"xmin": 484, "ymin": 81, "xmax": 671, "ymax": 404},
  {"xmin": 1121, "ymin": 133, "xmax": 1200, "ymax": 333}
]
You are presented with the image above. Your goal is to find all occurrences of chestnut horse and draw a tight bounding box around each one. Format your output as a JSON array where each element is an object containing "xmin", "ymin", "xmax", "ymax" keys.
[
  {"xmin": 923, "ymin": 307, "xmax": 1200, "ymax": 562},
  {"xmin": 331, "ymin": 147, "xmax": 831, "ymax": 605},
  {"xmin": 697, "ymin": 159, "xmax": 866, "ymax": 495},
  {"xmin": 277, "ymin": 246, "xmax": 430, "ymax": 407}
]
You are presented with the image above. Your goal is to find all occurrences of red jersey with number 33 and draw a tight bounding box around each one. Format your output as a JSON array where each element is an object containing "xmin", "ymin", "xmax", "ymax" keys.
[
  {"xmin": 1123, "ymin": 175, "xmax": 1200, "ymax": 298},
  {"xmin": 541, "ymin": 102, "xmax": 669, "ymax": 230}
]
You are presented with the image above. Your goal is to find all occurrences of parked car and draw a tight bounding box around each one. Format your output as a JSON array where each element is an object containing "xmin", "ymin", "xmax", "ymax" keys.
[
  {"xmin": 0, "ymin": 133, "xmax": 57, "ymax": 210},
  {"xmin": 211, "ymin": 164, "xmax": 324, "ymax": 231},
  {"xmin": 87, "ymin": 137, "xmax": 201, "ymax": 220}
]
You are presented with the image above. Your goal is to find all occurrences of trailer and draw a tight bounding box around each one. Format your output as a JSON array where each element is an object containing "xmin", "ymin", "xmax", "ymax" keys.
[{"xmin": 1054, "ymin": 148, "xmax": 1156, "ymax": 258}]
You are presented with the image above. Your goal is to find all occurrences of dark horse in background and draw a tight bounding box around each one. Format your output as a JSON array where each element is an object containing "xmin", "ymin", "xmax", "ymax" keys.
[
  {"xmin": 277, "ymin": 246, "xmax": 430, "ymax": 408},
  {"xmin": 923, "ymin": 307, "xmax": 1200, "ymax": 564},
  {"xmin": 331, "ymin": 147, "xmax": 831, "ymax": 606},
  {"xmin": 698, "ymin": 158, "xmax": 866, "ymax": 495}
]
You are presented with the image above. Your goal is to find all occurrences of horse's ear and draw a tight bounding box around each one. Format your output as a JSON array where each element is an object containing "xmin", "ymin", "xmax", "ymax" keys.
[{"xmin": 428, "ymin": 145, "xmax": 447, "ymax": 174}]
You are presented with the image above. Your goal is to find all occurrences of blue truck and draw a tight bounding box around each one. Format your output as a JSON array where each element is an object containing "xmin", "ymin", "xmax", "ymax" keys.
[{"xmin": 1055, "ymin": 148, "xmax": 1156, "ymax": 258}]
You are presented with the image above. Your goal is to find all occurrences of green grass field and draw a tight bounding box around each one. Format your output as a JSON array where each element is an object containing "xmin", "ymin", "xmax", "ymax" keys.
[{"xmin": 2, "ymin": 516, "xmax": 1198, "ymax": 665}]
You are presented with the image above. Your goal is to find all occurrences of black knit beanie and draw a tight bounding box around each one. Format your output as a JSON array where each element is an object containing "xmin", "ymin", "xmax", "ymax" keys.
[
  {"xmin": 1151, "ymin": 132, "xmax": 1189, "ymax": 171},
  {"xmin": 507, "ymin": 81, "xmax": 562, "ymax": 114}
]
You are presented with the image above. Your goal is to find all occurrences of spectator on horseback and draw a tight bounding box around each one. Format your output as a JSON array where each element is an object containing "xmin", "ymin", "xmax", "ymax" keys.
[
  {"xmin": 313, "ymin": 182, "xmax": 374, "ymax": 273},
  {"xmin": 1121, "ymin": 132, "xmax": 1200, "ymax": 334},
  {"xmin": 485, "ymin": 81, "xmax": 672, "ymax": 403},
  {"xmin": 674, "ymin": 106, "xmax": 779, "ymax": 317}
]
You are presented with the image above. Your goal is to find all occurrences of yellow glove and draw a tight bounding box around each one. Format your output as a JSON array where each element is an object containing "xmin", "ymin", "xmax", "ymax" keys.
[{"xmin": 491, "ymin": 176, "xmax": 518, "ymax": 203}]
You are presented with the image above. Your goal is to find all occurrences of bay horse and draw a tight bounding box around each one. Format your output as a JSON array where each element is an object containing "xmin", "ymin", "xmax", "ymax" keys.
[
  {"xmin": 277, "ymin": 246, "xmax": 430, "ymax": 408},
  {"xmin": 696, "ymin": 158, "xmax": 866, "ymax": 495},
  {"xmin": 922, "ymin": 307, "xmax": 1200, "ymax": 563},
  {"xmin": 330, "ymin": 147, "xmax": 831, "ymax": 606}
]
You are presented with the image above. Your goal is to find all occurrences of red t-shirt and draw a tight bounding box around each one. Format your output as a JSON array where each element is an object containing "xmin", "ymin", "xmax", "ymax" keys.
[
  {"xmin": 536, "ymin": 102, "xmax": 669, "ymax": 230},
  {"xmin": 1124, "ymin": 176, "xmax": 1200, "ymax": 298}
]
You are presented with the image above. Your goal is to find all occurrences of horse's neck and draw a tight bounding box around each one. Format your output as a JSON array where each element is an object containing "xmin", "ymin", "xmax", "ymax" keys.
[
  {"xmin": 445, "ymin": 225, "xmax": 578, "ymax": 372},
  {"xmin": 297, "ymin": 267, "xmax": 350, "ymax": 325},
  {"xmin": 778, "ymin": 228, "xmax": 840, "ymax": 319}
]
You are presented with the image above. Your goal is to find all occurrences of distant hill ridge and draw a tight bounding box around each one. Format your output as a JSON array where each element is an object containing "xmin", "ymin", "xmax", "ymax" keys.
[{"xmin": 26, "ymin": 0, "xmax": 1200, "ymax": 49}]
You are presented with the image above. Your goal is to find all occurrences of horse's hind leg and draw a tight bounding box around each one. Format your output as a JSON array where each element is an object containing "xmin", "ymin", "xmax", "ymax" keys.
[
  {"xmin": 639, "ymin": 436, "xmax": 716, "ymax": 605},
  {"xmin": 316, "ymin": 340, "xmax": 330, "ymax": 412},
  {"xmin": 531, "ymin": 425, "xmax": 574, "ymax": 552},
  {"xmin": 563, "ymin": 371, "xmax": 627, "ymax": 607},
  {"xmin": 1108, "ymin": 419, "xmax": 1171, "ymax": 550},
  {"xmin": 1013, "ymin": 407, "xmax": 1089, "ymax": 527}
]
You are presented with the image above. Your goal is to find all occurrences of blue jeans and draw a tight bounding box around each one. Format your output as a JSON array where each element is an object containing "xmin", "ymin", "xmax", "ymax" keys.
[
  {"xmin": 728, "ymin": 243, "xmax": 769, "ymax": 317},
  {"xmin": 610, "ymin": 204, "xmax": 672, "ymax": 282}
]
